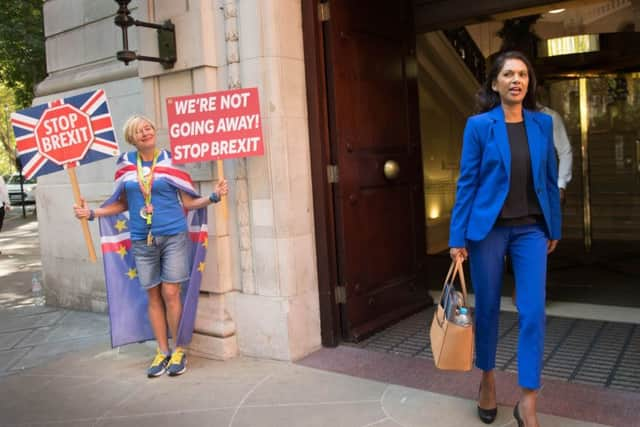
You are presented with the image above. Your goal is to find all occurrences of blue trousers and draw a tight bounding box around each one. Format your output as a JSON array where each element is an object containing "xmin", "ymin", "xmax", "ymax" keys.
[{"xmin": 467, "ymin": 224, "xmax": 548, "ymax": 390}]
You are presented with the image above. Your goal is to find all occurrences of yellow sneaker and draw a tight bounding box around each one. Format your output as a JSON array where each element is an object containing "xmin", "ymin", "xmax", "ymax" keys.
[
  {"xmin": 167, "ymin": 346, "xmax": 187, "ymax": 376},
  {"xmin": 147, "ymin": 348, "xmax": 170, "ymax": 378}
]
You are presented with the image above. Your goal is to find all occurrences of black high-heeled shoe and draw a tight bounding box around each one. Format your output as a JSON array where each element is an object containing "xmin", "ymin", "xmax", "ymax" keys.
[
  {"xmin": 477, "ymin": 384, "xmax": 497, "ymax": 424},
  {"xmin": 513, "ymin": 401, "xmax": 524, "ymax": 427}
]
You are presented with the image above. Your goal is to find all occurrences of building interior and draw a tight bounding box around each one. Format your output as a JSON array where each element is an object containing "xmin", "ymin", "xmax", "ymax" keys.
[{"xmin": 417, "ymin": 0, "xmax": 640, "ymax": 308}]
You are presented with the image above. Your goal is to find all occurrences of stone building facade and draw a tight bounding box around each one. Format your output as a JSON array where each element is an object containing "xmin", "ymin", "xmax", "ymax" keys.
[{"xmin": 36, "ymin": 0, "xmax": 320, "ymax": 361}]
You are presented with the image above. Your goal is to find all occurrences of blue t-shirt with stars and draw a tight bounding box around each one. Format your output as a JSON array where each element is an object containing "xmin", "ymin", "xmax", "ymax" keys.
[{"xmin": 124, "ymin": 151, "xmax": 187, "ymax": 241}]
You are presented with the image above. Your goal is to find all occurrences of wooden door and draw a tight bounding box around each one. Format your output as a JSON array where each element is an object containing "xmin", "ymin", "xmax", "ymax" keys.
[{"xmin": 324, "ymin": 0, "xmax": 429, "ymax": 341}]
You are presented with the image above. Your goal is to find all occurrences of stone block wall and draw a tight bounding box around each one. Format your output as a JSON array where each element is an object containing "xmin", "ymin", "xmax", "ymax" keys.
[{"xmin": 36, "ymin": 0, "xmax": 322, "ymax": 361}]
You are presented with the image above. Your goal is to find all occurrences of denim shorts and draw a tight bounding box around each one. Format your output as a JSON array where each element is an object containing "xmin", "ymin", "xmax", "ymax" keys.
[{"xmin": 130, "ymin": 232, "xmax": 190, "ymax": 290}]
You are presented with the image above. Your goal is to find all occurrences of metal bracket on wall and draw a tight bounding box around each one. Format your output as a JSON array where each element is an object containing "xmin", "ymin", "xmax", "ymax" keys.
[{"xmin": 114, "ymin": 0, "xmax": 177, "ymax": 69}]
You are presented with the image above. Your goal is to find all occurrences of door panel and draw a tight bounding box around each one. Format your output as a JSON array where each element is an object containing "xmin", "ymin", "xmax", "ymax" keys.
[
  {"xmin": 548, "ymin": 75, "xmax": 640, "ymax": 244},
  {"xmin": 586, "ymin": 77, "xmax": 640, "ymax": 240},
  {"xmin": 547, "ymin": 79, "xmax": 583, "ymax": 240},
  {"xmin": 326, "ymin": 0, "xmax": 428, "ymax": 341}
]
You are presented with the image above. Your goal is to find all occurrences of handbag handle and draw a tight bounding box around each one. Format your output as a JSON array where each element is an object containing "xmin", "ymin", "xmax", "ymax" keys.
[{"xmin": 441, "ymin": 259, "xmax": 469, "ymax": 306}]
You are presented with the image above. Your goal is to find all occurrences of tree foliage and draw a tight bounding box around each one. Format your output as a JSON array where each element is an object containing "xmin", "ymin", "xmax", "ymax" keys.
[
  {"xmin": 0, "ymin": 84, "xmax": 17, "ymax": 175},
  {"xmin": 0, "ymin": 1, "xmax": 45, "ymax": 175},
  {"xmin": 0, "ymin": 0, "xmax": 46, "ymax": 108}
]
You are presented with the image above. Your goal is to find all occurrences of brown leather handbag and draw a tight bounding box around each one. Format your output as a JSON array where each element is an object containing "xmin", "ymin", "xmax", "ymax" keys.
[{"xmin": 429, "ymin": 259, "xmax": 474, "ymax": 371}]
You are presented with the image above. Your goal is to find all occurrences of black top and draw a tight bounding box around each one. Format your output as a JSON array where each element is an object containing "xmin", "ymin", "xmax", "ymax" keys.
[{"xmin": 497, "ymin": 121, "xmax": 542, "ymax": 226}]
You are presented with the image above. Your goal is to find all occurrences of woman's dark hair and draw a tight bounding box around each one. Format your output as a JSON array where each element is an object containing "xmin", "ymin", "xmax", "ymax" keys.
[{"xmin": 476, "ymin": 50, "xmax": 538, "ymax": 113}]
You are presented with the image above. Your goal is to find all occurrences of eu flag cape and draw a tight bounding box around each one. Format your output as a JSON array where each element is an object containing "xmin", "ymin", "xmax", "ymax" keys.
[{"xmin": 98, "ymin": 150, "xmax": 208, "ymax": 348}]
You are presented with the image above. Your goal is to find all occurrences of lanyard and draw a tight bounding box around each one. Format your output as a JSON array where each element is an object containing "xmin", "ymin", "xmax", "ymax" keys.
[{"xmin": 136, "ymin": 150, "xmax": 159, "ymax": 226}]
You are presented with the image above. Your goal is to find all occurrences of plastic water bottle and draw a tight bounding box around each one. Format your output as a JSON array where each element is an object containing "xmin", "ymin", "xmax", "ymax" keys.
[
  {"xmin": 444, "ymin": 290, "xmax": 464, "ymax": 321},
  {"xmin": 453, "ymin": 307, "xmax": 471, "ymax": 327},
  {"xmin": 31, "ymin": 273, "xmax": 45, "ymax": 306}
]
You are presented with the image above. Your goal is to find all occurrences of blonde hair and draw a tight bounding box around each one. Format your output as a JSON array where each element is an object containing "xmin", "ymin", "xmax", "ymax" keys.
[{"xmin": 122, "ymin": 115, "xmax": 156, "ymax": 146}]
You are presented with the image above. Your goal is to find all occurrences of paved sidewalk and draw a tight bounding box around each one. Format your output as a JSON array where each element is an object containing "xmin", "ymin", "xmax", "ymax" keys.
[
  {"xmin": 0, "ymin": 212, "xmax": 612, "ymax": 427},
  {"xmin": 0, "ymin": 343, "xmax": 611, "ymax": 427},
  {"xmin": 0, "ymin": 207, "xmax": 40, "ymax": 310}
]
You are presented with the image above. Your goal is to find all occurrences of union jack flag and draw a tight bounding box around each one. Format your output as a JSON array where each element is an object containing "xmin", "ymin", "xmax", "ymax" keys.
[
  {"xmin": 11, "ymin": 89, "xmax": 119, "ymax": 180},
  {"xmin": 99, "ymin": 150, "xmax": 208, "ymax": 347}
]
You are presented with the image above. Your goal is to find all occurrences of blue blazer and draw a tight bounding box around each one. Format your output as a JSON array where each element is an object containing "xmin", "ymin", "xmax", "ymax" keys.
[{"xmin": 449, "ymin": 105, "xmax": 562, "ymax": 248}]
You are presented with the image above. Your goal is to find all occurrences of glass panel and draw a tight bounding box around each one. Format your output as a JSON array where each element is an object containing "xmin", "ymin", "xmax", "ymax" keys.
[
  {"xmin": 547, "ymin": 79, "xmax": 584, "ymax": 240},
  {"xmin": 547, "ymin": 75, "xmax": 640, "ymax": 244},
  {"xmin": 586, "ymin": 75, "xmax": 640, "ymax": 241}
]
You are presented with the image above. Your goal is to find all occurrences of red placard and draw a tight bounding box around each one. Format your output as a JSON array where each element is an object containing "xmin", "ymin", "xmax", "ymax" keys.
[
  {"xmin": 34, "ymin": 104, "xmax": 95, "ymax": 165},
  {"xmin": 166, "ymin": 88, "xmax": 264, "ymax": 164},
  {"xmin": 11, "ymin": 89, "xmax": 118, "ymax": 180},
  {"xmin": 10, "ymin": 89, "xmax": 118, "ymax": 262}
]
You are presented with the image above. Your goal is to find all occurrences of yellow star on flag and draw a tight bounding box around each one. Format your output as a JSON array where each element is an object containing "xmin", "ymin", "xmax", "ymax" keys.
[
  {"xmin": 202, "ymin": 236, "xmax": 208, "ymax": 248},
  {"xmin": 117, "ymin": 245, "xmax": 128, "ymax": 259},
  {"xmin": 115, "ymin": 219, "xmax": 128, "ymax": 232},
  {"xmin": 198, "ymin": 262, "xmax": 206, "ymax": 273},
  {"xmin": 126, "ymin": 268, "xmax": 137, "ymax": 279}
]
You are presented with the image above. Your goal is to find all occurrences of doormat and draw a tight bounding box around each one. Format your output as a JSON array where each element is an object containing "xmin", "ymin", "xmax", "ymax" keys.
[{"xmin": 346, "ymin": 307, "xmax": 639, "ymax": 392}]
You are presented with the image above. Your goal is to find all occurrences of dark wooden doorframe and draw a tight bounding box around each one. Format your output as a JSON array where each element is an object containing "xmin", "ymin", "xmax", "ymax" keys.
[
  {"xmin": 302, "ymin": 0, "xmax": 430, "ymax": 346},
  {"xmin": 302, "ymin": 0, "xmax": 341, "ymax": 347},
  {"xmin": 326, "ymin": 1, "xmax": 430, "ymax": 342}
]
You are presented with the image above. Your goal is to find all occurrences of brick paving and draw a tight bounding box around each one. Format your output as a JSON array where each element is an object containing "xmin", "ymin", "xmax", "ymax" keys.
[{"xmin": 349, "ymin": 307, "xmax": 640, "ymax": 393}]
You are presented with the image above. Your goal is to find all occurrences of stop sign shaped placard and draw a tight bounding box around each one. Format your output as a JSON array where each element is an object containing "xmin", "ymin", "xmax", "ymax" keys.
[{"xmin": 34, "ymin": 104, "xmax": 95, "ymax": 165}]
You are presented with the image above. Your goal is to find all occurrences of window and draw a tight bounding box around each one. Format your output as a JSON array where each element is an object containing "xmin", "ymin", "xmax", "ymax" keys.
[{"xmin": 7, "ymin": 174, "xmax": 36, "ymax": 185}]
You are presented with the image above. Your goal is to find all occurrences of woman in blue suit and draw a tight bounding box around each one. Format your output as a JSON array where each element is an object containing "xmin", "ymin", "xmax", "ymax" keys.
[{"xmin": 449, "ymin": 51, "xmax": 561, "ymax": 427}]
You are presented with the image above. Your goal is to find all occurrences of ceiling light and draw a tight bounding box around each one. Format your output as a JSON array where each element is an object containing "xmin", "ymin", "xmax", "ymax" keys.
[{"xmin": 548, "ymin": 8, "xmax": 566, "ymax": 14}]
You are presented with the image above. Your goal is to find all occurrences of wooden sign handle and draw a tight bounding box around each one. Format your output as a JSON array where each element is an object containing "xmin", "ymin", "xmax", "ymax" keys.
[
  {"xmin": 216, "ymin": 160, "xmax": 229, "ymax": 220},
  {"xmin": 67, "ymin": 167, "xmax": 97, "ymax": 263}
]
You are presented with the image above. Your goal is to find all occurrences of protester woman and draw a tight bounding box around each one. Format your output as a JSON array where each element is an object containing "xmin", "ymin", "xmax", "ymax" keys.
[
  {"xmin": 74, "ymin": 115, "xmax": 228, "ymax": 377},
  {"xmin": 449, "ymin": 51, "xmax": 561, "ymax": 427}
]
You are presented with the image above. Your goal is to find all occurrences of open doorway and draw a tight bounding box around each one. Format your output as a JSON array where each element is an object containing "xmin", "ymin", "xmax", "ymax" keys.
[
  {"xmin": 418, "ymin": 0, "xmax": 640, "ymax": 308},
  {"xmin": 304, "ymin": 0, "xmax": 640, "ymax": 348},
  {"xmin": 542, "ymin": 74, "xmax": 640, "ymax": 306},
  {"xmin": 342, "ymin": 2, "xmax": 640, "ymax": 395},
  {"xmin": 301, "ymin": 0, "xmax": 640, "ymax": 416}
]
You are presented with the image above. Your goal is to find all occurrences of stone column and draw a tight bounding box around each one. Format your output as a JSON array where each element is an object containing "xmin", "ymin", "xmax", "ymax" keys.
[
  {"xmin": 229, "ymin": 0, "xmax": 322, "ymax": 361},
  {"xmin": 137, "ymin": 0, "xmax": 239, "ymax": 360},
  {"xmin": 190, "ymin": 169, "xmax": 238, "ymax": 359}
]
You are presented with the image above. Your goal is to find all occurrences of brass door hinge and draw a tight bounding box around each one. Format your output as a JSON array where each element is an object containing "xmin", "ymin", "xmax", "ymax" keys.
[
  {"xmin": 327, "ymin": 164, "xmax": 339, "ymax": 183},
  {"xmin": 318, "ymin": 2, "xmax": 330, "ymax": 22},
  {"xmin": 335, "ymin": 286, "xmax": 346, "ymax": 304}
]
